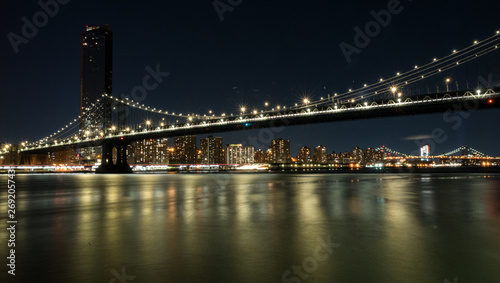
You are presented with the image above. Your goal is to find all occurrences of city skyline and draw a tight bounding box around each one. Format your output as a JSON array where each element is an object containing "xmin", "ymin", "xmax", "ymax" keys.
[
  {"xmin": 2, "ymin": 134, "xmax": 493, "ymax": 167},
  {"xmin": 3, "ymin": 3, "xmax": 500, "ymax": 282},
  {"xmin": 2, "ymin": 1, "xmax": 500, "ymax": 156}
]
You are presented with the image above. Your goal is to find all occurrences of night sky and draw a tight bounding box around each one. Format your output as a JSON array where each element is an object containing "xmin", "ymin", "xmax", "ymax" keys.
[{"xmin": 2, "ymin": 0, "xmax": 500, "ymax": 156}]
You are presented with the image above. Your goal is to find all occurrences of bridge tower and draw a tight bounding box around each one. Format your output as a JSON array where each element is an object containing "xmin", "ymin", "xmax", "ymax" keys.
[
  {"xmin": 96, "ymin": 140, "xmax": 132, "ymax": 173},
  {"xmin": 95, "ymin": 96, "xmax": 132, "ymax": 173}
]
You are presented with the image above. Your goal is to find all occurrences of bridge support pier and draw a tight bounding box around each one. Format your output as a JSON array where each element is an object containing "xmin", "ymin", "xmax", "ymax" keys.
[{"xmin": 96, "ymin": 141, "xmax": 132, "ymax": 174}]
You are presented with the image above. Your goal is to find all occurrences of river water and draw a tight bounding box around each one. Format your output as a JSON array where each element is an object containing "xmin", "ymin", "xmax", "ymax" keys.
[{"xmin": 1, "ymin": 172, "xmax": 500, "ymax": 282}]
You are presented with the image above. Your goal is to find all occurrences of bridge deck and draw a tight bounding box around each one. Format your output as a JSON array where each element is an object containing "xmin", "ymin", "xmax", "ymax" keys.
[{"xmin": 22, "ymin": 89, "xmax": 500, "ymax": 154}]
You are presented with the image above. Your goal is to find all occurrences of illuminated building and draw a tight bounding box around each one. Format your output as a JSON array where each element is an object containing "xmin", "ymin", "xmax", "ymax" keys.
[
  {"xmin": 174, "ymin": 135, "xmax": 197, "ymax": 164},
  {"xmin": 374, "ymin": 149, "xmax": 385, "ymax": 162},
  {"xmin": 420, "ymin": 145, "xmax": 430, "ymax": 157},
  {"xmin": 225, "ymin": 144, "xmax": 254, "ymax": 164},
  {"xmin": 363, "ymin": 147, "xmax": 376, "ymax": 164},
  {"xmin": 254, "ymin": 149, "xmax": 267, "ymax": 163},
  {"xmin": 298, "ymin": 146, "xmax": 312, "ymax": 163},
  {"xmin": 270, "ymin": 138, "xmax": 292, "ymax": 163},
  {"xmin": 50, "ymin": 148, "xmax": 78, "ymax": 165},
  {"xmin": 420, "ymin": 144, "xmax": 430, "ymax": 162},
  {"xmin": 327, "ymin": 152, "xmax": 336, "ymax": 164},
  {"xmin": 129, "ymin": 138, "xmax": 169, "ymax": 164},
  {"xmin": 351, "ymin": 147, "xmax": 363, "ymax": 163},
  {"xmin": 200, "ymin": 136, "xmax": 224, "ymax": 164},
  {"xmin": 313, "ymin": 145, "xmax": 327, "ymax": 164}
]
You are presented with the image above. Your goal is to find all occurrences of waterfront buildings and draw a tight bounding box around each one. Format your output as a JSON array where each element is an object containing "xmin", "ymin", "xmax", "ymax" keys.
[
  {"xmin": 200, "ymin": 136, "xmax": 224, "ymax": 164},
  {"xmin": 298, "ymin": 146, "xmax": 312, "ymax": 163},
  {"xmin": 173, "ymin": 135, "xmax": 197, "ymax": 164},
  {"xmin": 270, "ymin": 138, "xmax": 292, "ymax": 163},
  {"xmin": 226, "ymin": 144, "xmax": 255, "ymax": 164},
  {"xmin": 313, "ymin": 145, "xmax": 327, "ymax": 164},
  {"xmin": 129, "ymin": 138, "xmax": 170, "ymax": 164}
]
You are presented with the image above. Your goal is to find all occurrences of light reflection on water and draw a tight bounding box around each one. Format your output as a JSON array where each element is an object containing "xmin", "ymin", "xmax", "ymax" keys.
[{"xmin": 1, "ymin": 173, "xmax": 500, "ymax": 282}]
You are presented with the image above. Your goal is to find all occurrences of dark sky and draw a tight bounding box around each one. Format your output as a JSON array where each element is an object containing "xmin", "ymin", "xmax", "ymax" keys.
[{"xmin": 2, "ymin": 0, "xmax": 500, "ymax": 156}]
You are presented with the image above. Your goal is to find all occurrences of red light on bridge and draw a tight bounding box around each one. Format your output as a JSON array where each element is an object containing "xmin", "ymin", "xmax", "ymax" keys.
[
  {"xmin": 488, "ymin": 99, "xmax": 493, "ymax": 104},
  {"xmin": 120, "ymin": 137, "xmax": 124, "ymax": 140}
]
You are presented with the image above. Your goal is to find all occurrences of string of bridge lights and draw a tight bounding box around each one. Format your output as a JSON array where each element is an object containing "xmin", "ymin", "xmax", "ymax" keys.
[
  {"xmin": 27, "ymin": 94, "xmax": 109, "ymax": 147},
  {"xmin": 106, "ymin": 94, "xmax": 201, "ymax": 118},
  {"xmin": 105, "ymin": 30, "xmax": 500, "ymax": 117},
  {"xmin": 374, "ymin": 146, "xmax": 408, "ymax": 157},
  {"xmin": 371, "ymin": 146, "xmax": 488, "ymax": 158},
  {"xmin": 339, "ymin": 41, "xmax": 500, "ymax": 102},
  {"xmin": 440, "ymin": 146, "xmax": 488, "ymax": 157},
  {"xmin": 344, "ymin": 46, "xmax": 497, "ymax": 102},
  {"xmin": 290, "ymin": 30, "xmax": 500, "ymax": 110},
  {"xmin": 27, "ymin": 92, "xmax": 202, "ymax": 148}
]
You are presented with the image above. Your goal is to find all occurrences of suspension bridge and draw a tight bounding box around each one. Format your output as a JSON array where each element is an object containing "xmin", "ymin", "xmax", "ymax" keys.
[
  {"xmin": 16, "ymin": 30, "xmax": 500, "ymax": 173},
  {"xmin": 374, "ymin": 145, "xmax": 490, "ymax": 158}
]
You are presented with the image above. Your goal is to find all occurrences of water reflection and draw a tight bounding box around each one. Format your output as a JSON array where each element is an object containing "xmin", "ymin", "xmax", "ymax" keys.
[{"xmin": 1, "ymin": 173, "xmax": 500, "ymax": 282}]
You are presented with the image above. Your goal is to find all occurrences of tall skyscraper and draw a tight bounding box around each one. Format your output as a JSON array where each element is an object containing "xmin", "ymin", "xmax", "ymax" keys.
[
  {"xmin": 421, "ymin": 144, "xmax": 430, "ymax": 161},
  {"xmin": 420, "ymin": 145, "xmax": 430, "ymax": 157},
  {"xmin": 200, "ymin": 136, "xmax": 224, "ymax": 164},
  {"xmin": 80, "ymin": 25, "xmax": 113, "ymax": 131}
]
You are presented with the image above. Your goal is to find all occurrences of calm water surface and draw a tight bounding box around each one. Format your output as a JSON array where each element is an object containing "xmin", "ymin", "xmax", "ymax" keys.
[{"xmin": 1, "ymin": 173, "xmax": 500, "ymax": 282}]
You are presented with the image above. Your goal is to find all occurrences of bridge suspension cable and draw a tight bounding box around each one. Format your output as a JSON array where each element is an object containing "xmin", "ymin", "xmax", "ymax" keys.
[
  {"xmin": 28, "ymin": 94, "xmax": 110, "ymax": 146},
  {"xmin": 290, "ymin": 30, "xmax": 500, "ymax": 110},
  {"xmin": 440, "ymin": 146, "xmax": 489, "ymax": 157},
  {"xmin": 106, "ymin": 94, "xmax": 214, "ymax": 120},
  {"xmin": 374, "ymin": 146, "xmax": 408, "ymax": 157}
]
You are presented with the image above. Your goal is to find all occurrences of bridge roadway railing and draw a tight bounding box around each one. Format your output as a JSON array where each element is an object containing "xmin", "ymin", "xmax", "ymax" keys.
[{"xmin": 21, "ymin": 89, "xmax": 500, "ymax": 154}]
